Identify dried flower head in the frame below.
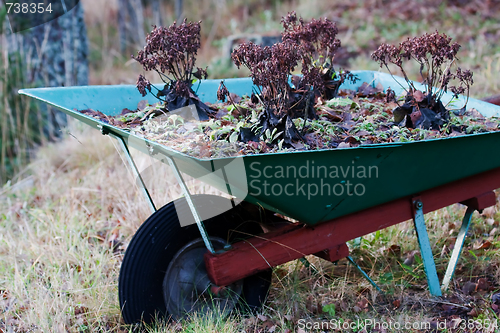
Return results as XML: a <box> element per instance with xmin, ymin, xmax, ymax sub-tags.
<box><xmin>133</xmin><ymin>19</ymin><xmax>204</xmax><ymax>98</ymax></box>
<box><xmin>231</xmin><ymin>41</ymin><xmax>300</xmax><ymax>114</ymax></box>
<box><xmin>281</xmin><ymin>11</ymin><xmax>340</xmax><ymax>67</ymax></box>
<box><xmin>217</xmin><ymin>81</ymin><xmax>230</xmax><ymax>102</ymax></box>
<box><xmin>193</xmin><ymin>67</ymin><xmax>208</xmax><ymax>80</ymax></box>
<box><xmin>132</xmin><ymin>20</ymin><xmax>213</xmax><ymax>119</ymax></box>
<box><xmin>372</xmin><ymin>31</ymin><xmax>472</xmax><ymax>110</ymax></box>
<box><xmin>450</xmin><ymin>67</ymin><xmax>473</xmax><ymax>102</ymax></box>
<box><xmin>281</xmin><ymin>11</ymin><xmax>344</xmax><ymax>94</ymax></box>
<box><xmin>136</xmin><ymin>74</ymin><xmax>151</xmax><ymax>97</ymax></box>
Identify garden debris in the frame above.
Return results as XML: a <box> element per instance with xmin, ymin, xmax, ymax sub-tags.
<box><xmin>78</xmin><ymin>82</ymin><xmax>500</xmax><ymax>159</ymax></box>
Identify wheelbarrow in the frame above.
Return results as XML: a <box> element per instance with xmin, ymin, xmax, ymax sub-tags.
<box><xmin>19</xmin><ymin>70</ymin><xmax>500</xmax><ymax>324</ymax></box>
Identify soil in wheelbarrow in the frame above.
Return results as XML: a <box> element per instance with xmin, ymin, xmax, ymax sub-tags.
<box><xmin>78</xmin><ymin>82</ymin><xmax>500</xmax><ymax>159</ymax></box>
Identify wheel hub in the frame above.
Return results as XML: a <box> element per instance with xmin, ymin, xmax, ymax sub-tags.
<box><xmin>163</xmin><ymin>237</ymin><xmax>243</xmax><ymax>319</ymax></box>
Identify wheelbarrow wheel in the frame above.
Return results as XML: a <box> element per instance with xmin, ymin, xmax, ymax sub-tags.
<box><xmin>118</xmin><ymin>195</ymin><xmax>271</xmax><ymax>324</ymax></box>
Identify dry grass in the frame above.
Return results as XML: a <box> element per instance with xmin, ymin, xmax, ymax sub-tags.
<box><xmin>1</xmin><ymin>124</ymin><xmax>499</xmax><ymax>332</ymax></box>
<box><xmin>0</xmin><ymin>120</ymin><xmax>227</xmax><ymax>332</ymax></box>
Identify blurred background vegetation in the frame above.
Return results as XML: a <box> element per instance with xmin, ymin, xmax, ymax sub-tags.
<box><xmin>1</xmin><ymin>0</ymin><xmax>500</xmax><ymax>183</ymax></box>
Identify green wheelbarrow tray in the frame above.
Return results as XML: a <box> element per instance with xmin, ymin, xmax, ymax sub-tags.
<box><xmin>19</xmin><ymin>70</ymin><xmax>500</xmax><ymax>226</ymax></box>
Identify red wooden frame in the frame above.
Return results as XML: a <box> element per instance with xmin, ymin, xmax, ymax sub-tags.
<box><xmin>205</xmin><ymin>167</ymin><xmax>500</xmax><ymax>287</ymax></box>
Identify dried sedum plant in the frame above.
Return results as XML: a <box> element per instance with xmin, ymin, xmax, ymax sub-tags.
<box><xmin>230</xmin><ymin>12</ymin><xmax>355</xmax><ymax>145</ymax></box>
<box><xmin>372</xmin><ymin>32</ymin><xmax>474</xmax><ymax>129</ymax></box>
<box><xmin>133</xmin><ymin>19</ymin><xmax>211</xmax><ymax>120</ymax></box>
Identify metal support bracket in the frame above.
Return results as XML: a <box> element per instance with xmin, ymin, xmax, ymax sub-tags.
<box><xmin>109</xmin><ymin>130</ymin><xmax>216</xmax><ymax>254</ymax></box>
<box><xmin>441</xmin><ymin>207</ymin><xmax>474</xmax><ymax>291</ymax></box>
<box><xmin>412</xmin><ymin>198</ymin><xmax>442</xmax><ymax>297</ymax></box>
<box><xmin>346</xmin><ymin>256</ymin><xmax>383</xmax><ymax>293</ymax></box>
<box><xmin>112</xmin><ymin>134</ymin><xmax>157</xmax><ymax>214</ymax></box>
<box><xmin>165</xmin><ymin>156</ymin><xmax>215</xmax><ymax>254</ymax></box>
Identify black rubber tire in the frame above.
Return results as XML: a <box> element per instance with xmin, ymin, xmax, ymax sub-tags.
<box><xmin>118</xmin><ymin>195</ymin><xmax>272</xmax><ymax>324</ymax></box>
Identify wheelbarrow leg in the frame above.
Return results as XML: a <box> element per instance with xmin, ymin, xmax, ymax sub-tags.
<box><xmin>412</xmin><ymin>198</ymin><xmax>442</xmax><ymax>297</ymax></box>
<box><xmin>441</xmin><ymin>207</ymin><xmax>474</xmax><ymax>291</ymax></box>
<box><xmin>165</xmin><ymin>156</ymin><xmax>215</xmax><ymax>253</ymax></box>
<box><xmin>114</xmin><ymin>135</ymin><xmax>157</xmax><ymax>213</ymax></box>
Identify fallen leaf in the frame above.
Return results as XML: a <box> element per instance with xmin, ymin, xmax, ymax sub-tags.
<box><xmin>137</xmin><ymin>100</ymin><xmax>148</xmax><ymax>110</ymax></box>
<box><xmin>229</xmin><ymin>92</ymin><xmax>242</xmax><ymax>104</ymax></box>
<box><xmin>244</xmin><ymin>316</ymin><xmax>258</xmax><ymax>326</ymax></box>
<box><xmin>345</xmin><ymin>136</ymin><xmax>360</xmax><ymax>144</ymax></box>
<box><xmin>463</xmin><ymin>108</ymin><xmax>482</xmax><ymax>118</ymax></box>
<box><xmin>257</xmin><ymin>314</ymin><xmax>268</xmax><ymax>322</ymax></box>
<box><xmin>357</xmin><ymin>82</ymin><xmax>383</xmax><ymax>96</ymax></box>
<box><xmin>477</xmin><ymin>278</ymin><xmax>489</xmax><ymax>291</ymax></box>
<box><xmin>462</xmin><ymin>281</ymin><xmax>477</xmax><ymax>295</ymax></box>
<box><xmin>393</xmin><ymin>299</ymin><xmax>401</xmax><ymax>309</ymax></box>
<box><xmin>317</xmin><ymin>106</ymin><xmax>343</xmax><ymax>121</ymax></box>
<box><xmin>262</xmin><ymin>321</ymin><xmax>275</xmax><ymax>331</ymax></box>
<box><xmin>413</xmin><ymin>90</ymin><xmax>425</xmax><ymax>102</ymax></box>
<box><xmin>355</xmin><ymin>130</ymin><xmax>371</xmax><ymax>136</ymax></box>
<box><xmin>340</xmin><ymin>300</ymin><xmax>349</xmax><ymax>312</ymax></box>
<box><xmin>475</xmin><ymin>241</ymin><xmax>492</xmax><ymax>250</ymax></box>
<box><xmin>403</xmin><ymin>250</ymin><xmax>417</xmax><ymax>266</ymax></box>
<box><xmin>356</xmin><ymin>298</ymin><xmax>369</xmax><ymax>310</ymax></box>
<box><xmin>387</xmin><ymin>244</ymin><xmax>401</xmax><ymax>256</ymax></box>
<box><xmin>337</xmin><ymin>142</ymin><xmax>351</xmax><ymax>148</ymax></box>
<box><xmin>74</xmin><ymin>306</ymin><xmax>88</xmax><ymax>316</ymax></box>
<box><xmin>481</xmin><ymin>206</ymin><xmax>496</xmax><ymax>218</ymax></box>
<box><xmin>467</xmin><ymin>308</ymin><xmax>479</xmax><ymax>317</ymax></box>
<box><xmin>290</xmin><ymin>142</ymin><xmax>305</xmax><ymax>149</ymax></box>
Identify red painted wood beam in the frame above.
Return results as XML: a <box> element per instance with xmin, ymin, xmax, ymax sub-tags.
<box><xmin>460</xmin><ymin>191</ymin><xmax>497</xmax><ymax>212</ymax></box>
<box><xmin>205</xmin><ymin>167</ymin><xmax>500</xmax><ymax>287</ymax></box>
<box><xmin>313</xmin><ymin>243</ymin><xmax>350</xmax><ymax>262</ymax></box>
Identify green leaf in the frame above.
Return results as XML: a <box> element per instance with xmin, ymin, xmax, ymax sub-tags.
<box><xmin>278</xmin><ymin>139</ymin><xmax>284</xmax><ymax>150</ymax></box>
<box><xmin>468</xmin><ymin>250</ymin><xmax>478</xmax><ymax>260</ymax></box>
<box><xmin>169</xmin><ymin>114</ymin><xmax>184</xmax><ymax>126</ymax></box>
<box><xmin>400</xmin><ymin>263</ymin><xmax>420</xmax><ymax>278</ymax></box>
<box><xmin>326</xmin><ymin>97</ymin><xmax>359</xmax><ymax>110</ymax></box>
<box><xmin>229</xmin><ymin>131</ymin><xmax>239</xmax><ymax>143</ymax></box>
<box><xmin>414</xmin><ymin>253</ymin><xmax>423</xmax><ymax>265</ymax></box>
<box><xmin>322</xmin><ymin>303</ymin><xmax>336</xmax><ymax>317</ymax></box>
